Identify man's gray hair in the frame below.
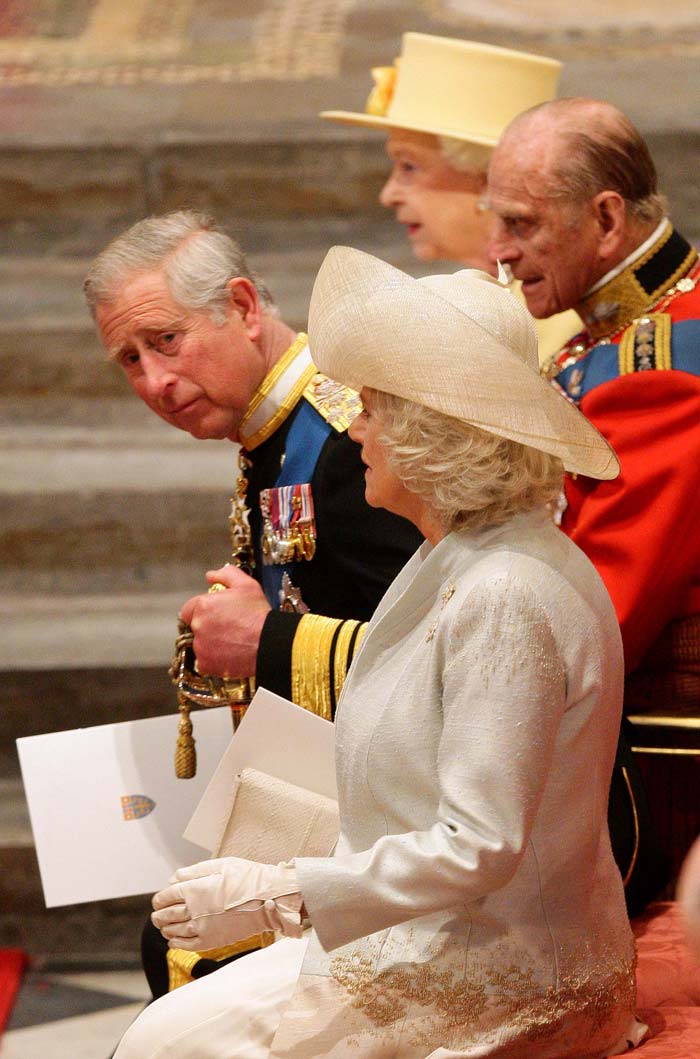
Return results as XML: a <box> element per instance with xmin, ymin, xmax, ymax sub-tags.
<box><xmin>514</xmin><ymin>99</ymin><xmax>666</xmax><ymax>226</ymax></box>
<box><xmin>84</xmin><ymin>210</ymin><xmax>274</xmax><ymax>322</ymax></box>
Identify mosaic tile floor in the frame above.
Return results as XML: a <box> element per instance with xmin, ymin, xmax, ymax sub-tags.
<box><xmin>3</xmin><ymin>968</ymin><xmax>149</xmax><ymax>1059</ymax></box>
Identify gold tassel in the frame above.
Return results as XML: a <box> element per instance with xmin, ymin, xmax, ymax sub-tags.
<box><xmin>175</xmin><ymin>695</ymin><xmax>196</xmax><ymax>779</ymax></box>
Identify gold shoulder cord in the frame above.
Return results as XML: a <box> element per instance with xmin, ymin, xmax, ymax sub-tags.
<box><xmin>167</xmin><ymin>451</ymin><xmax>272</xmax><ymax>991</ymax></box>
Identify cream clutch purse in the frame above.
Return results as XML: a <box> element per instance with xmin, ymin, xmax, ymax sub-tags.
<box><xmin>214</xmin><ymin>767</ymin><xmax>340</xmax><ymax>863</ymax></box>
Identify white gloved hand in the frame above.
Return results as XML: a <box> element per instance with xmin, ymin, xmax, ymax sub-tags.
<box><xmin>151</xmin><ymin>856</ymin><xmax>304</xmax><ymax>951</ymax></box>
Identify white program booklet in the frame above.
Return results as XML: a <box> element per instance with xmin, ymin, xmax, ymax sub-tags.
<box><xmin>184</xmin><ymin>686</ymin><xmax>337</xmax><ymax>854</ymax></box>
<box><xmin>17</xmin><ymin>706</ymin><xmax>233</xmax><ymax>907</ymax></box>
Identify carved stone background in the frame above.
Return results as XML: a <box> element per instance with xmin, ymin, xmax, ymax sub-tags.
<box><xmin>0</xmin><ymin>0</ymin><xmax>356</xmax><ymax>86</ymax></box>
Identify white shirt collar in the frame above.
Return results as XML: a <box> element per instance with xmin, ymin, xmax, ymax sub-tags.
<box><xmin>586</xmin><ymin>218</ymin><xmax>669</xmax><ymax>296</ymax></box>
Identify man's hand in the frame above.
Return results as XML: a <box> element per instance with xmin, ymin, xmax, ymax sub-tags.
<box><xmin>179</xmin><ymin>565</ymin><xmax>271</xmax><ymax>678</ymax></box>
<box><xmin>151</xmin><ymin>857</ymin><xmax>303</xmax><ymax>951</ymax></box>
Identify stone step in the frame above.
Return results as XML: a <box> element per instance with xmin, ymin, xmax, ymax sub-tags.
<box><xmin>0</xmin><ymin>592</ymin><xmax>192</xmax><ymax>671</ymax></box>
<box><xmin>0</xmin><ymin>777</ymin><xmax>32</xmax><ymax>848</ymax></box>
<box><xmin>0</xmin><ymin>135</ymin><xmax>390</xmax><ymax>258</ymax></box>
<box><xmin>0</xmin><ymin>666</ymin><xmax>175</xmax><ymax>757</ymax></box>
<box><xmin>1</xmin><ymin>421</ymin><xmax>236</xmax><ymax>593</ymax></box>
<box><xmin>0</xmin><ymin>394</ymin><xmax>217</xmax><ymax>433</ymax></box>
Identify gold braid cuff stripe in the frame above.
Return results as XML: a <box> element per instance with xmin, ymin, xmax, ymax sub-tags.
<box><xmin>166</xmin><ymin>932</ymin><xmax>275</xmax><ymax>991</ymax></box>
<box><xmin>333</xmin><ymin>619</ymin><xmax>365</xmax><ymax>703</ymax></box>
<box><xmin>291</xmin><ymin>613</ymin><xmax>343</xmax><ymax>720</ymax></box>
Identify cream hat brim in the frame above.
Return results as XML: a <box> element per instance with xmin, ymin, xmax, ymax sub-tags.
<box><xmin>321</xmin><ymin>33</ymin><xmax>561</xmax><ymax>149</ymax></box>
<box><xmin>320</xmin><ymin>110</ymin><xmax>500</xmax><ymax>147</ymax></box>
<box><xmin>308</xmin><ymin>248</ymin><xmax>619</xmax><ymax>481</ymax></box>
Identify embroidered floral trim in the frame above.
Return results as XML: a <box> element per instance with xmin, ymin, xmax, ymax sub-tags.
<box><xmin>425</xmin><ymin>582</ymin><xmax>456</xmax><ymax>642</ymax></box>
<box><xmin>330</xmin><ymin>937</ymin><xmax>636</xmax><ymax>1050</ymax></box>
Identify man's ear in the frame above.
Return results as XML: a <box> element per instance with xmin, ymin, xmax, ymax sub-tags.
<box><xmin>226</xmin><ymin>277</ymin><xmax>263</xmax><ymax>339</ymax></box>
<box><xmin>591</xmin><ymin>190</ymin><xmax>627</xmax><ymax>263</ymax></box>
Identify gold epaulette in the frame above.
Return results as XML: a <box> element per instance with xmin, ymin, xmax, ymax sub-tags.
<box><xmin>303</xmin><ymin>373</ymin><xmax>363</xmax><ymax>433</ymax></box>
<box><xmin>291</xmin><ymin>614</ymin><xmax>367</xmax><ymax>718</ymax></box>
<box><xmin>618</xmin><ymin>312</ymin><xmax>672</xmax><ymax>375</ymax></box>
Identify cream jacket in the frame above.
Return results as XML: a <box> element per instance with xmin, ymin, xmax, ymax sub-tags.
<box><xmin>273</xmin><ymin>509</ymin><xmax>639</xmax><ymax>1058</ymax></box>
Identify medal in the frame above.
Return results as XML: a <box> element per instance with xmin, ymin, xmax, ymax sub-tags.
<box><xmin>260</xmin><ymin>482</ymin><xmax>317</xmax><ymax>565</ymax></box>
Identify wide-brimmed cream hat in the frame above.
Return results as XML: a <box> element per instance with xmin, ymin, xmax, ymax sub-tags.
<box><xmin>321</xmin><ymin>32</ymin><xmax>561</xmax><ymax>147</ymax></box>
<box><xmin>308</xmin><ymin>248</ymin><xmax>618</xmax><ymax>480</ymax></box>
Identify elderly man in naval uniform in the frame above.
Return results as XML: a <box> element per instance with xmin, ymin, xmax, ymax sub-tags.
<box><xmin>85</xmin><ymin>209</ymin><xmax>422</xmax><ymax>996</ymax></box>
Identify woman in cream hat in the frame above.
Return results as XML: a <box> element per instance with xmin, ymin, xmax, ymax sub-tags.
<box><xmin>323</xmin><ymin>32</ymin><xmax>560</xmax><ymax>269</ymax></box>
<box><xmin>322</xmin><ymin>32</ymin><xmax>579</xmax><ymax>357</ymax></box>
<box><xmin>114</xmin><ymin>249</ymin><xmax>646</xmax><ymax>1059</ymax></box>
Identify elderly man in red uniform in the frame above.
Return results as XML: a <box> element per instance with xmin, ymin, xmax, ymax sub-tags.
<box><xmin>488</xmin><ymin>97</ymin><xmax>699</xmax><ymax>699</ymax></box>
<box><xmin>488</xmin><ymin>97</ymin><xmax>699</xmax><ymax>884</ymax></box>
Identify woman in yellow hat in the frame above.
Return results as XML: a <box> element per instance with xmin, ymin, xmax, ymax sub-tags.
<box><xmin>322</xmin><ymin>32</ymin><xmax>579</xmax><ymax>358</ymax></box>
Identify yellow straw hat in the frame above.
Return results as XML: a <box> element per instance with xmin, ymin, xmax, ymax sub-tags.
<box><xmin>308</xmin><ymin>247</ymin><xmax>619</xmax><ymax>481</ymax></box>
<box><xmin>321</xmin><ymin>32</ymin><xmax>561</xmax><ymax>147</ymax></box>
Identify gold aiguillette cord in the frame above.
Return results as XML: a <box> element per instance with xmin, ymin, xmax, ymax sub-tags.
<box><xmin>172</xmin><ymin>452</ymin><xmax>256</xmax><ymax>778</ymax></box>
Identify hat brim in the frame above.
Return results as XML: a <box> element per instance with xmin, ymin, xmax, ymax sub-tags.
<box><xmin>308</xmin><ymin>247</ymin><xmax>619</xmax><ymax>482</ymax></box>
<box><xmin>320</xmin><ymin>110</ymin><xmax>498</xmax><ymax>148</ymax></box>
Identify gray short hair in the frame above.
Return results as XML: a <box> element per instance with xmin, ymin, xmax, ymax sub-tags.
<box><xmin>438</xmin><ymin>136</ymin><xmax>492</xmax><ymax>179</ymax></box>
<box><xmin>513</xmin><ymin>99</ymin><xmax>666</xmax><ymax>226</ymax></box>
<box><xmin>84</xmin><ymin>210</ymin><xmax>274</xmax><ymax>322</ymax></box>
<box><xmin>370</xmin><ymin>389</ymin><xmax>563</xmax><ymax>533</ymax></box>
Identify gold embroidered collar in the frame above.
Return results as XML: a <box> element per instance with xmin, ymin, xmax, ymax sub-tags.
<box><xmin>238</xmin><ymin>333</ymin><xmax>315</xmax><ymax>451</ymax></box>
<box><xmin>577</xmin><ymin>222</ymin><xmax>697</xmax><ymax>341</ymax></box>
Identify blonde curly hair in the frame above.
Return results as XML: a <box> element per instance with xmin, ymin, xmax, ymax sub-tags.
<box><xmin>369</xmin><ymin>389</ymin><xmax>564</xmax><ymax>534</ymax></box>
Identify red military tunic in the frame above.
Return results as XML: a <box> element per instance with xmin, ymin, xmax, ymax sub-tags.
<box><xmin>550</xmin><ymin>223</ymin><xmax>700</xmax><ymax>678</ymax></box>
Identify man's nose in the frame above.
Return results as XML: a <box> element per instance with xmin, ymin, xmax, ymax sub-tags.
<box><xmin>142</xmin><ymin>356</ymin><xmax>178</xmax><ymax>402</ymax></box>
<box><xmin>487</xmin><ymin>224</ymin><xmax>519</xmax><ymax>267</ymax></box>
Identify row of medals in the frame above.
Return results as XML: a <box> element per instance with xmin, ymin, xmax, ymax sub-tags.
<box><xmin>261</xmin><ymin>490</ymin><xmax>316</xmax><ymax>565</ymax></box>
<box><xmin>262</xmin><ymin>521</ymin><xmax>316</xmax><ymax>564</ymax></box>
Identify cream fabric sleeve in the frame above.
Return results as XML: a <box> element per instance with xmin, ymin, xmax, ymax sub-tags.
<box><xmin>295</xmin><ymin>575</ymin><xmax>568</xmax><ymax>953</ymax></box>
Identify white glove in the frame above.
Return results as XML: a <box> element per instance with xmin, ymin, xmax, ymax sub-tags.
<box><xmin>151</xmin><ymin>856</ymin><xmax>304</xmax><ymax>951</ymax></box>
